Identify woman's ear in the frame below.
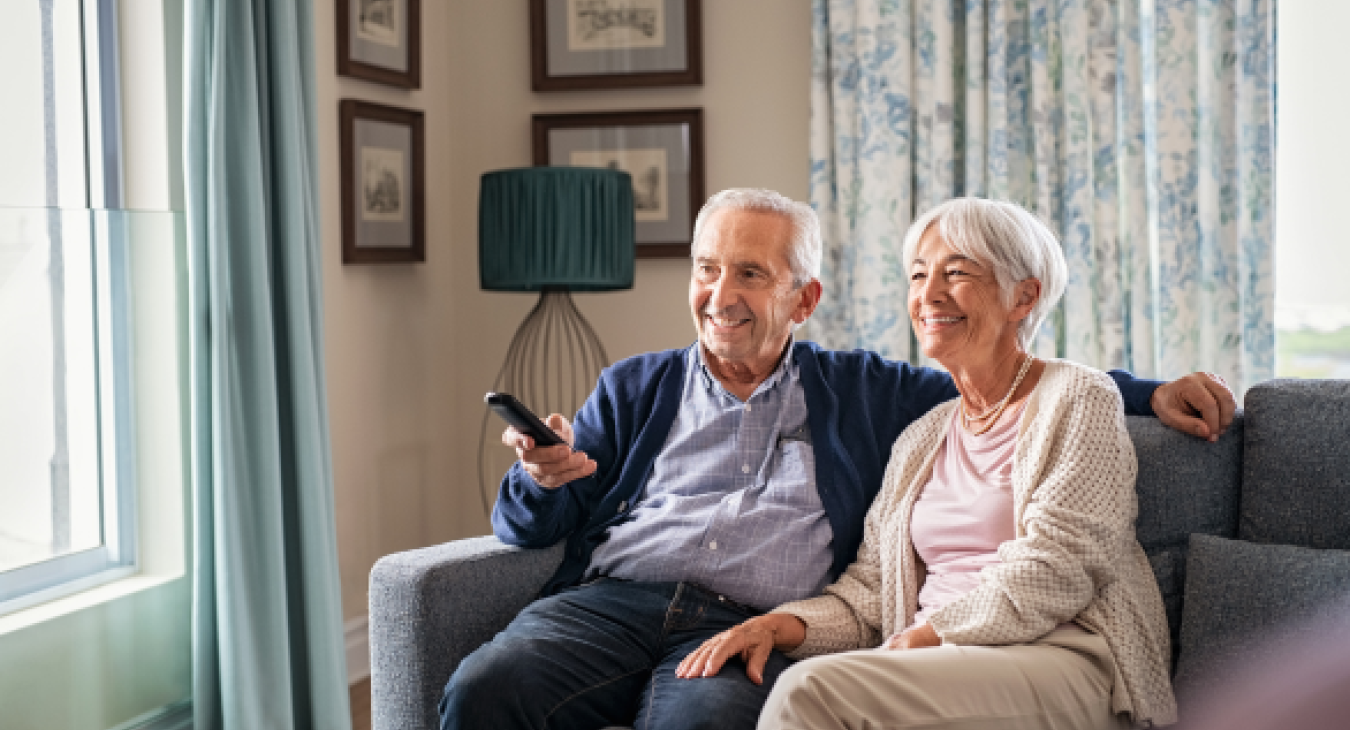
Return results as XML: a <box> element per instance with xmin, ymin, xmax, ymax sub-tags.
<box><xmin>1009</xmin><ymin>278</ymin><xmax>1042</xmax><ymax>321</ymax></box>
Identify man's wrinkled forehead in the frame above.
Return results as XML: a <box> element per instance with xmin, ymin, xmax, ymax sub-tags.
<box><xmin>691</xmin><ymin>209</ymin><xmax>794</xmax><ymax>265</ymax></box>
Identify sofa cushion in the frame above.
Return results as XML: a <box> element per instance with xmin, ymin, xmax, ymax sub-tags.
<box><xmin>1126</xmin><ymin>414</ymin><xmax>1244</xmax><ymax>661</ymax></box>
<box><xmin>1240</xmin><ymin>379</ymin><xmax>1350</xmax><ymax>549</ymax></box>
<box><xmin>1173</xmin><ymin>534</ymin><xmax>1350</xmax><ymax>701</ymax></box>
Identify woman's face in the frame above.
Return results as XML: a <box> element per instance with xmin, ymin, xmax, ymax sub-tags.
<box><xmin>908</xmin><ymin>225</ymin><xmax>1036</xmax><ymax>366</ymax></box>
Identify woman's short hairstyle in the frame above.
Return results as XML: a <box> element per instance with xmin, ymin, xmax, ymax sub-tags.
<box><xmin>901</xmin><ymin>198</ymin><xmax>1068</xmax><ymax>349</ymax></box>
<box><xmin>691</xmin><ymin>188</ymin><xmax>822</xmax><ymax>289</ymax></box>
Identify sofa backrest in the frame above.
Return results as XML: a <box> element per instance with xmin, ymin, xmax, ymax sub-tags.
<box><xmin>1240</xmin><ymin>379</ymin><xmax>1350</xmax><ymax>550</ymax></box>
<box><xmin>1127</xmin><ymin>413</ymin><xmax>1245</xmax><ymax>656</ymax></box>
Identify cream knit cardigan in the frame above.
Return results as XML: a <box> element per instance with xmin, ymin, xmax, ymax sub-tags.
<box><xmin>773</xmin><ymin>360</ymin><xmax>1177</xmax><ymax>727</ymax></box>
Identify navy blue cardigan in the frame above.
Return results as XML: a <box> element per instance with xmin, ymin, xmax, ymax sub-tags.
<box><xmin>491</xmin><ymin>341</ymin><xmax>1160</xmax><ymax>597</ymax></box>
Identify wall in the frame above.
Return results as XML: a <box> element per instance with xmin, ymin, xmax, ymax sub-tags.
<box><xmin>319</xmin><ymin>1</ymin><xmax>813</xmax><ymax>627</ymax></box>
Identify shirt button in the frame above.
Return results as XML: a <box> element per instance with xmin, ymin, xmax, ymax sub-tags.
<box><xmin>709</xmin><ymin>541</ymin><xmax>718</xmax><ymax>551</ymax></box>
<box><xmin>617</xmin><ymin>500</ymin><xmax>628</xmax><ymax>513</ymax></box>
<box><xmin>741</xmin><ymin>464</ymin><xmax>750</xmax><ymax>474</ymax></box>
<box><xmin>745</xmin><ymin>404</ymin><xmax>752</xmax><ymax>412</ymax></box>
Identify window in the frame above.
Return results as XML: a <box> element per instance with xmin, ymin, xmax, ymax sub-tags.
<box><xmin>1275</xmin><ymin>1</ymin><xmax>1350</xmax><ymax>378</ymax></box>
<box><xmin>0</xmin><ymin>0</ymin><xmax>136</xmax><ymax>611</ymax></box>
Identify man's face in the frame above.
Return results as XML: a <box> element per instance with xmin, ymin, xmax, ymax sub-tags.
<box><xmin>689</xmin><ymin>208</ymin><xmax>820</xmax><ymax>374</ymax></box>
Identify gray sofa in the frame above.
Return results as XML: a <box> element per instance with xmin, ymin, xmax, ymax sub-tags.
<box><xmin>370</xmin><ymin>379</ymin><xmax>1350</xmax><ymax>729</ymax></box>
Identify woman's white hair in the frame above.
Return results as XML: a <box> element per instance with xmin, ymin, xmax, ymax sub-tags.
<box><xmin>901</xmin><ymin>198</ymin><xmax>1068</xmax><ymax>349</ymax></box>
<box><xmin>691</xmin><ymin>188</ymin><xmax>822</xmax><ymax>288</ymax></box>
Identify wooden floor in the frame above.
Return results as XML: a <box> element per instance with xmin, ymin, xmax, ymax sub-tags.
<box><xmin>351</xmin><ymin>677</ymin><xmax>372</xmax><ymax>730</ymax></box>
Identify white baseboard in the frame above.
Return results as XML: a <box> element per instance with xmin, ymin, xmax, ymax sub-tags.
<box><xmin>346</xmin><ymin>614</ymin><xmax>370</xmax><ymax>685</ymax></box>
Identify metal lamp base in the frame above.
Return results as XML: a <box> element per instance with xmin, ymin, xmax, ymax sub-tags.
<box><xmin>478</xmin><ymin>288</ymin><xmax>610</xmax><ymax>517</ymax></box>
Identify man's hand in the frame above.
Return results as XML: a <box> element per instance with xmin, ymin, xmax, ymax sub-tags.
<box><xmin>1151</xmin><ymin>372</ymin><xmax>1237</xmax><ymax>442</ymax></box>
<box><xmin>676</xmin><ymin>614</ymin><xmax>806</xmax><ymax>685</ymax></box>
<box><xmin>502</xmin><ymin>414</ymin><xmax>596</xmax><ymax>489</ymax></box>
<box><xmin>882</xmin><ymin>622</ymin><xmax>941</xmax><ymax>651</ymax></box>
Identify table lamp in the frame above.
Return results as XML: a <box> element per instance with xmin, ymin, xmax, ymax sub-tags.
<box><xmin>477</xmin><ymin>167</ymin><xmax>635</xmax><ymax>514</ymax></box>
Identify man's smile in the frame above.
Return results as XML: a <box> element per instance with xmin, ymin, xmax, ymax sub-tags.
<box><xmin>706</xmin><ymin>313</ymin><xmax>752</xmax><ymax>330</ymax></box>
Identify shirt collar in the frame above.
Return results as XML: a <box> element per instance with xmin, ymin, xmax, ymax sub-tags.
<box><xmin>693</xmin><ymin>336</ymin><xmax>797</xmax><ymax>398</ymax></box>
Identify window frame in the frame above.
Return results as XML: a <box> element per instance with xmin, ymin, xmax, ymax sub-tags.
<box><xmin>0</xmin><ymin>0</ymin><xmax>138</xmax><ymax>615</ymax></box>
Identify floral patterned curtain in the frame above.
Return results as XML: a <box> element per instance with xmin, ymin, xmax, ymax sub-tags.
<box><xmin>807</xmin><ymin>0</ymin><xmax>1276</xmax><ymax>392</ymax></box>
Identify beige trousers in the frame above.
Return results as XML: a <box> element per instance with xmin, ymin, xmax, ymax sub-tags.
<box><xmin>758</xmin><ymin>627</ymin><xmax>1135</xmax><ymax>730</ymax></box>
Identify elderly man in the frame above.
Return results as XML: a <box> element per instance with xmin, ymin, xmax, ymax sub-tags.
<box><xmin>439</xmin><ymin>189</ymin><xmax>1234</xmax><ymax>730</ymax></box>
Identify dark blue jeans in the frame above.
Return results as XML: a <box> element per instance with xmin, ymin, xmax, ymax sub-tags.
<box><xmin>439</xmin><ymin>579</ymin><xmax>794</xmax><ymax>730</ymax></box>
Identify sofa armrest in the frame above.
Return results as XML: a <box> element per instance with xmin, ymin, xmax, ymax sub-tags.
<box><xmin>369</xmin><ymin>536</ymin><xmax>564</xmax><ymax>730</ymax></box>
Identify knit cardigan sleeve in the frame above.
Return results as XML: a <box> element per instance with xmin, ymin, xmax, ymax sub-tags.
<box><xmin>768</xmin><ymin>504</ymin><xmax>886</xmax><ymax>657</ymax></box>
<box><xmin>925</xmin><ymin>367</ymin><xmax>1138</xmax><ymax>646</ymax></box>
<box><xmin>770</xmin><ymin>406</ymin><xmax>950</xmax><ymax>659</ymax></box>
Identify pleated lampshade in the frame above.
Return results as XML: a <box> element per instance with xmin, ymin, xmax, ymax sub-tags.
<box><xmin>479</xmin><ymin>167</ymin><xmax>636</xmax><ymax>292</ymax></box>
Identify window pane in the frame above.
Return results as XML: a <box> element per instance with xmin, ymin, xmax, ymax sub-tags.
<box><xmin>0</xmin><ymin>209</ymin><xmax>103</xmax><ymax>574</ymax></box>
<box><xmin>0</xmin><ymin>1</ymin><xmax>88</xmax><ymax>208</ymax></box>
<box><xmin>1275</xmin><ymin>1</ymin><xmax>1350</xmax><ymax>377</ymax></box>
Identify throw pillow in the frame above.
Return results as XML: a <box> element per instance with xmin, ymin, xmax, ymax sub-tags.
<box><xmin>1173</xmin><ymin>533</ymin><xmax>1350</xmax><ymax>703</ymax></box>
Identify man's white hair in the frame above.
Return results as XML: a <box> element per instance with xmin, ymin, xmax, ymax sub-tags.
<box><xmin>691</xmin><ymin>188</ymin><xmax>822</xmax><ymax>288</ymax></box>
<box><xmin>901</xmin><ymin>198</ymin><xmax>1068</xmax><ymax>349</ymax></box>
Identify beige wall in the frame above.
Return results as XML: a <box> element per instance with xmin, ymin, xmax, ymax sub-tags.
<box><xmin>318</xmin><ymin>1</ymin><xmax>813</xmax><ymax>620</ymax></box>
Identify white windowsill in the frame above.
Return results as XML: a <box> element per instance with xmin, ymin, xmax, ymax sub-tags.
<box><xmin>0</xmin><ymin>571</ymin><xmax>182</xmax><ymax>636</ymax></box>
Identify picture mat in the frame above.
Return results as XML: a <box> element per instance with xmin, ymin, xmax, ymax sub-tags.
<box><xmin>353</xmin><ymin>119</ymin><xmax>413</xmax><ymax>248</ymax></box>
<box><xmin>549</xmin><ymin>124</ymin><xmax>691</xmax><ymax>243</ymax></box>
<box><xmin>350</xmin><ymin>0</ymin><xmax>408</xmax><ymax>72</ymax></box>
<box><xmin>569</xmin><ymin>147</ymin><xmax>669</xmax><ymax>222</ymax></box>
<box><xmin>566</xmin><ymin>0</ymin><xmax>665</xmax><ymax>50</ymax></box>
<box><xmin>546</xmin><ymin>0</ymin><xmax>686</xmax><ymax>77</ymax></box>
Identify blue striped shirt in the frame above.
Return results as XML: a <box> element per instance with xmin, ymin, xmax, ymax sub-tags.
<box><xmin>587</xmin><ymin>342</ymin><xmax>834</xmax><ymax>610</ymax></box>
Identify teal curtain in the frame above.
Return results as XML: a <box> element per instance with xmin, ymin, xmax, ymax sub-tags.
<box><xmin>184</xmin><ymin>1</ymin><xmax>351</xmax><ymax>729</ymax></box>
<box><xmin>808</xmin><ymin>0</ymin><xmax>1276</xmax><ymax>392</ymax></box>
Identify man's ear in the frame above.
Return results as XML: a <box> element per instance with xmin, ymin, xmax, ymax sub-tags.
<box><xmin>794</xmin><ymin>279</ymin><xmax>823</xmax><ymax>324</ymax></box>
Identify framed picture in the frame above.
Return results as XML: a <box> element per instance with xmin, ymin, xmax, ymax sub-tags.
<box><xmin>340</xmin><ymin>100</ymin><xmax>425</xmax><ymax>264</ymax></box>
<box><xmin>533</xmin><ymin>109</ymin><xmax>704</xmax><ymax>258</ymax></box>
<box><xmin>530</xmin><ymin>0</ymin><xmax>702</xmax><ymax>91</ymax></box>
<box><xmin>338</xmin><ymin>0</ymin><xmax>421</xmax><ymax>88</ymax></box>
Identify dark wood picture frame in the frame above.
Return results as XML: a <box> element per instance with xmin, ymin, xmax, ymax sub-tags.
<box><xmin>340</xmin><ymin>100</ymin><xmax>425</xmax><ymax>264</ymax></box>
<box><xmin>533</xmin><ymin>108</ymin><xmax>704</xmax><ymax>258</ymax></box>
<box><xmin>337</xmin><ymin>0</ymin><xmax>422</xmax><ymax>89</ymax></box>
<box><xmin>530</xmin><ymin>0</ymin><xmax>702</xmax><ymax>92</ymax></box>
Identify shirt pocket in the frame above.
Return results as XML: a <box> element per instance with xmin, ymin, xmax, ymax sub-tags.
<box><xmin>762</xmin><ymin>435</ymin><xmax>822</xmax><ymax>509</ymax></box>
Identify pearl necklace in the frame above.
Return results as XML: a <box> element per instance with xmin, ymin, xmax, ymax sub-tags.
<box><xmin>960</xmin><ymin>354</ymin><xmax>1034</xmax><ymax>436</ymax></box>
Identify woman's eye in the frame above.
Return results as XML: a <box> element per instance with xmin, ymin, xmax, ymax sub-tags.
<box><xmin>910</xmin><ymin>272</ymin><xmax>927</xmax><ymax>281</ymax></box>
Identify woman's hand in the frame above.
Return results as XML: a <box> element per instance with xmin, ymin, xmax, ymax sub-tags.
<box><xmin>882</xmin><ymin>622</ymin><xmax>941</xmax><ymax>650</ymax></box>
<box><xmin>676</xmin><ymin>614</ymin><xmax>806</xmax><ymax>685</ymax></box>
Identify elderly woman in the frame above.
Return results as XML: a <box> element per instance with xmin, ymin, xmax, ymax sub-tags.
<box><xmin>675</xmin><ymin>198</ymin><xmax>1177</xmax><ymax>729</ymax></box>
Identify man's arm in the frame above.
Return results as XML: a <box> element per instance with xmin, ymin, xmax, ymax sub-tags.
<box><xmin>490</xmin><ymin>377</ymin><xmax>618</xmax><ymax>548</ymax></box>
<box><xmin>1108</xmin><ymin>369</ymin><xmax>1237</xmax><ymax>441</ymax></box>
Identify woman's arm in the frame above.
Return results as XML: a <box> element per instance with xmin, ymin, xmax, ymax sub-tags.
<box><xmin>926</xmin><ymin>374</ymin><xmax>1139</xmax><ymax>646</ymax></box>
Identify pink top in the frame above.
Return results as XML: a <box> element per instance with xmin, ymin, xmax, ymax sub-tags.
<box><xmin>910</xmin><ymin>399</ymin><xmax>1024</xmax><ymax>625</ymax></box>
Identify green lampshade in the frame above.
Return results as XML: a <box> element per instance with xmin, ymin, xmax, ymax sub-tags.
<box><xmin>479</xmin><ymin>167</ymin><xmax>636</xmax><ymax>291</ymax></box>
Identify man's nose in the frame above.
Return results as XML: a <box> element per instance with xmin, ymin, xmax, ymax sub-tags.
<box><xmin>707</xmin><ymin>273</ymin><xmax>739</xmax><ymax>309</ymax></box>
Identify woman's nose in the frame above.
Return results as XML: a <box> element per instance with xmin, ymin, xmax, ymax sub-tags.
<box><xmin>915</xmin><ymin>275</ymin><xmax>944</xmax><ymax>303</ymax></box>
